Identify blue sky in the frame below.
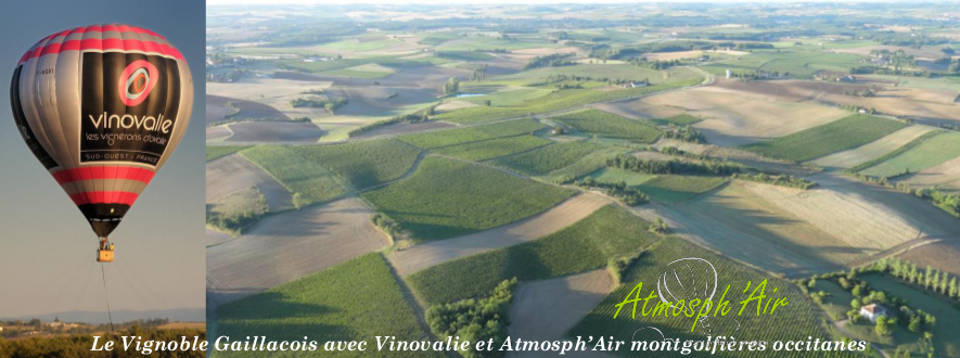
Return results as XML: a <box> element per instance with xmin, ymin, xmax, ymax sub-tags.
<box><xmin>0</xmin><ymin>0</ymin><xmax>205</xmax><ymax>321</ymax></box>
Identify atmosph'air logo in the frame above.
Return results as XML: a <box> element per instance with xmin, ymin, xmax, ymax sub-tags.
<box><xmin>118</xmin><ymin>59</ymin><xmax>158</xmax><ymax>107</ymax></box>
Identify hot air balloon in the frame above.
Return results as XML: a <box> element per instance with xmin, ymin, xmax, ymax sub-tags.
<box><xmin>10</xmin><ymin>24</ymin><xmax>192</xmax><ymax>262</ymax></box>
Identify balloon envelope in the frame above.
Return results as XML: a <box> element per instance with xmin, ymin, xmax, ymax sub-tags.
<box><xmin>10</xmin><ymin>24</ymin><xmax>192</xmax><ymax>238</ymax></box>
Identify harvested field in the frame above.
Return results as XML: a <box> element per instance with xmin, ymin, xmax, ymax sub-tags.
<box><xmin>624</xmin><ymin>86</ymin><xmax>847</xmax><ymax>146</ymax></box>
<box><xmin>224</xmin><ymin>120</ymin><xmax>326</xmax><ymax>143</ymax></box>
<box><xmin>208</xmin><ymin>78</ymin><xmax>334</xmax><ymax>119</ymax></box>
<box><xmin>434</xmin><ymin>100</ymin><xmax>478</xmax><ymax>112</ymax></box>
<box><xmin>740</xmin><ymin>181</ymin><xmax>920</xmax><ymax>250</ymax></box>
<box><xmin>206</xmin><ymin>95</ymin><xmax>290</xmax><ymax>125</ymax></box>
<box><xmin>717</xmin><ymin>79</ymin><xmax>960</xmax><ymax>124</ymax></box>
<box><xmin>899</xmin><ymin>156</ymin><xmax>960</xmax><ymax>191</ymax></box>
<box><xmin>898</xmin><ymin>240</ymin><xmax>960</xmax><ymax>276</ymax></box>
<box><xmin>812</xmin><ymin>125</ymin><xmax>939</xmax><ymax>168</ymax></box>
<box><xmin>859</xmin><ymin>131</ymin><xmax>960</xmax><ymax>178</ymax></box>
<box><xmin>507</xmin><ymin>270</ymin><xmax>614</xmax><ymax>342</ymax></box>
<box><xmin>205</xmin><ymin>153</ymin><xmax>293</xmax><ymax>212</ymax></box>
<box><xmin>663</xmin><ymin>181</ymin><xmax>850</xmax><ymax>275</ymax></box>
<box><xmin>389</xmin><ymin>192</ymin><xmax>613</xmax><ymax>276</ymax></box>
<box><xmin>333</xmin><ymin>86</ymin><xmax>437</xmax><ymax>117</ymax></box>
<box><xmin>207</xmin><ymin>197</ymin><xmax>389</xmax><ymax>306</ymax></box>
<box><xmin>207</xmin><ymin>125</ymin><xmax>232</xmax><ymax>141</ymax></box>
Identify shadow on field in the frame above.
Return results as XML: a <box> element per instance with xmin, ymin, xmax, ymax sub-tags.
<box><xmin>215</xmin><ymin>292</ymin><xmax>362</xmax><ymax>340</ymax></box>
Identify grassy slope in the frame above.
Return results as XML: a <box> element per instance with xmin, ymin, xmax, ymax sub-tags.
<box><xmin>215</xmin><ymin>253</ymin><xmax>440</xmax><ymax>358</ymax></box>
<box><xmin>742</xmin><ymin>114</ymin><xmax>907</xmax><ymax>162</ymax></box>
<box><xmin>241</xmin><ymin>146</ymin><xmax>347</xmax><ymax>206</ymax></box>
<box><xmin>398</xmin><ymin>118</ymin><xmax>546</xmax><ymax>149</ymax></box>
<box><xmin>363</xmin><ymin>156</ymin><xmax>574</xmax><ymax>241</ymax></box>
<box><xmin>569</xmin><ymin>239</ymin><xmax>829</xmax><ymax>358</ymax></box>
<box><xmin>554</xmin><ymin>109</ymin><xmax>662</xmax><ymax>143</ymax></box>
<box><xmin>493</xmin><ymin>140</ymin><xmax>607</xmax><ymax>176</ymax></box>
<box><xmin>207</xmin><ymin>145</ymin><xmax>250</xmax><ymax>161</ymax></box>
<box><xmin>433</xmin><ymin>135</ymin><xmax>553</xmax><ymax>161</ymax></box>
<box><xmin>859</xmin><ymin>131</ymin><xmax>960</xmax><ymax>178</ymax></box>
<box><xmin>407</xmin><ymin>205</ymin><xmax>661</xmax><ymax>305</ymax></box>
<box><xmin>294</xmin><ymin>138</ymin><xmax>422</xmax><ymax>190</ymax></box>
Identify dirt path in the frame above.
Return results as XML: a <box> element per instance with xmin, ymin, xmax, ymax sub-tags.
<box><xmin>389</xmin><ymin>192</ymin><xmax>613</xmax><ymax>277</ymax></box>
<box><xmin>506</xmin><ymin>270</ymin><xmax>617</xmax><ymax>358</ymax></box>
<box><xmin>206</xmin><ymin>197</ymin><xmax>389</xmax><ymax>311</ymax></box>
<box><xmin>206</xmin><ymin>153</ymin><xmax>294</xmax><ymax>212</ymax></box>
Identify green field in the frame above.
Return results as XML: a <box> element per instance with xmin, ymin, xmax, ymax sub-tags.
<box><xmin>214</xmin><ymin>253</ymin><xmax>440</xmax><ymax>358</ymax></box>
<box><xmin>809</xmin><ymin>279</ymin><xmax>856</xmax><ymax>321</ymax></box>
<box><xmin>858</xmin><ymin>131</ymin><xmax>960</xmax><ymax>178</ymax></box>
<box><xmin>553</xmin><ymin>109</ymin><xmax>662</xmax><ymax>143</ymax></box>
<box><xmin>462</xmin><ymin>87</ymin><xmax>553</xmax><ymax>107</ymax></box>
<box><xmin>241</xmin><ymin>146</ymin><xmax>347</xmax><ymax>207</ymax></box>
<box><xmin>568</xmin><ymin>239</ymin><xmax>830</xmax><ymax>357</ymax></box>
<box><xmin>433</xmin><ymin>135</ymin><xmax>552</xmax><ymax>161</ymax></box>
<box><xmin>652</xmin><ymin>114</ymin><xmax>703</xmax><ymax>126</ymax></box>
<box><xmin>407</xmin><ymin>205</ymin><xmax>661</xmax><ymax>305</ymax></box>
<box><xmin>435</xmin><ymin>76</ymin><xmax>702</xmax><ymax>124</ymax></box>
<box><xmin>703</xmin><ymin>49</ymin><xmax>865</xmax><ymax>78</ymax></box>
<box><xmin>492</xmin><ymin>140</ymin><xmax>607</xmax><ymax>176</ymax></box>
<box><xmin>635</xmin><ymin>175</ymin><xmax>729</xmax><ymax>203</ymax></box>
<box><xmin>742</xmin><ymin>114</ymin><xmax>907</xmax><ymax>162</ymax></box>
<box><xmin>397</xmin><ymin>118</ymin><xmax>546</xmax><ymax>149</ymax></box>
<box><xmin>207</xmin><ymin>145</ymin><xmax>250</xmax><ymax>161</ymax></box>
<box><xmin>294</xmin><ymin>138</ymin><xmax>422</xmax><ymax>190</ymax></box>
<box><xmin>363</xmin><ymin>156</ymin><xmax>574</xmax><ymax>241</ymax></box>
<box><xmin>435</xmin><ymin>50</ymin><xmax>496</xmax><ymax>61</ymax></box>
<box><xmin>589</xmin><ymin>169</ymin><xmax>728</xmax><ymax>203</ymax></box>
<box><xmin>539</xmin><ymin>145</ymin><xmax>635</xmax><ymax>183</ymax></box>
<box><xmin>860</xmin><ymin>274</ymin><xmax>960</xmax><ymax>357</ymax></box>
<box><xmin>588</xmin><ymin>167</ymin><xmax>657</xmax><ymax>186</ymax></box>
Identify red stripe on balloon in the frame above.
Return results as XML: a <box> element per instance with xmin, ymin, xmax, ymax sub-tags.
<box><xmin>19</xmin><ymin>38</ymin><xmax>184</xmax><ymax>64</ymax></box>
<box><xmin>39</xmin><ymin>25</ymin><xmax>163</xmax><ymax>43</ymax></box>
<box><xmin>70</xmin><ymin>191</ymin><xmax>139</xmax><ymax>206</ymax></box>
<box><xmin>51</xmin><ymin>166</ymin><xmax>155</xmax><ymax>185</ymax></box>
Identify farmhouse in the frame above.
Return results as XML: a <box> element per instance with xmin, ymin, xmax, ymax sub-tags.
<box><xmin>859</xmin><ymin>303</ymin><xmax>889</xmax><ymax>323</ymax></box>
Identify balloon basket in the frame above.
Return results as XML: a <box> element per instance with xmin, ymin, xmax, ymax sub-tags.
<box><xmin>97</xmin><ymin>249</ymin><xmax>114</xmax><ymax>263</ymax></box>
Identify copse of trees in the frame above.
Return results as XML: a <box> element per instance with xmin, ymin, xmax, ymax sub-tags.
<box><xmin>606</xmin><ymin>155</ymin><xmax>742</xmax><ymax>176</ymax></box>
<box><xmin>442</xmin><ymin>77</ymin><xmax>460</xmax><ymax>96</ymax></box>
<box><xmin>732</xmin><ymin>172</ymin><xmax>817</xmax><ymax>190</ymax></box>
<box><xmin>662</xmin><ymin>125</ymin><xmax>706</xmax><ymax>143</ymax></box>
<box><xmin>425</xmin><ymin>278</ymin><xmax>517</xmax><ymax>358</ymax></box>
<box><xmin>572</xmin><ymin>177</ymin><xmax>649</xmax><ymax>206</ymax></box>
<box><xmin>290</xmin><ymin>97</ymin><xmax>348</xmax><ymax>113</ymax></box>
<box><xmin>523</xmin><ymin>53</ymin><xmax>575</xmax><ymax>70</ymax></box>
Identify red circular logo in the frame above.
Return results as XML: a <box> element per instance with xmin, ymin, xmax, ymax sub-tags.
<box><xmin>118</xmin><ymin>60</ymin><xmax>159</xmax><ymax>107</ymax></box>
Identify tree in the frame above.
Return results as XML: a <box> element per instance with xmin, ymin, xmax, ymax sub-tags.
<box><xmin>850</xmin><ymin>298</ymin><xmax>861</xmax><ymax>310</ymax></box>
<box><xmin>875</xmin><ymin>316</ymin><xmax>892</xmax><ymax>336</ymax></box>
<box><xmin>908</xmin><ymin>315</ymin><xmax>922</xmax><ymax>332</ymax></box>
<box><xmin>442</xmin><ymin>77</ymin><xmax>460</xmax><ymax>95</ymax></box>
